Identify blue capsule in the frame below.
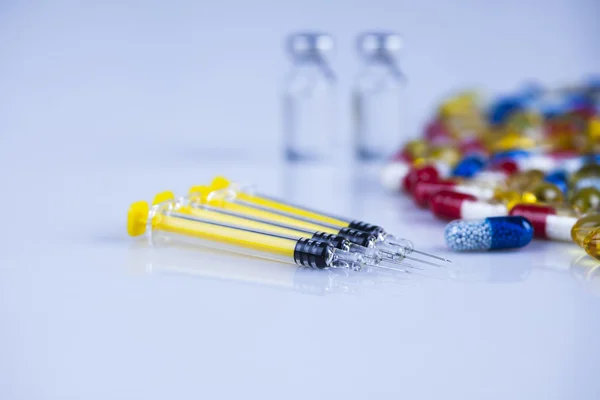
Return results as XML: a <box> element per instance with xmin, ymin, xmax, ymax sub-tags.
<box><xmin>452</xmin><ymin>155</ymin><xmax>487</xmax><ymax>178</ymax></box>
<box><xmin>444</xmin><ymin>216</ymin><xmax>533</xmax><ymax>252</ymax></box>
<box><xmin>489</xmin><ymin>149</ymin><xmax>531</xmax><ymax>164</ymax></box>
<box><xmin>488</xmin><ymin>97</ymin><xmax>525</xmax><ymax>125</ymax></box>
<box><xmin>544</xmin><ymin>171</ymin><xmax>568</xmax><ymax>194</ymax></box>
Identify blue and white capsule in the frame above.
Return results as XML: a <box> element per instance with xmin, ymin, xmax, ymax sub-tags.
<box><xmin>444</xmin><ymin>216</ymin><xmax>533</xmax><ymax>252</ymax></box>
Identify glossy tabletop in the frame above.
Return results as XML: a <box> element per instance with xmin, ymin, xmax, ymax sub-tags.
<box><xmin>1</xmin><ymin>148</ymin><xmax>600</xmax><ymax>400</ymax></box>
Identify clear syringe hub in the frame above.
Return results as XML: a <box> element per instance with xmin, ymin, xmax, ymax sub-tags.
<box><xmin>380</xmin><ymin>234</ymin><xmax>415</xmax><ymax>254</ymax></box>
<box><xmin>348</xmin><ymin>243</ymin><xmax>383</xmax><ymax>264</ymax></box>
<box><xmin>373</xmin><ymin>240</ymin><xmax>407</xmax><ymax>260</ymax></box>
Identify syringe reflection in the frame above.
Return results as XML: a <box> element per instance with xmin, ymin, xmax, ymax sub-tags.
<box><xmin>128</xmin><ymin>230</ymin><xmax>551</xmax><ymax>291</ymax></box>
<box><xmin>127</xmin><ymin>231</ymin><xmax>420</xmax><ymax>296</ymax></box>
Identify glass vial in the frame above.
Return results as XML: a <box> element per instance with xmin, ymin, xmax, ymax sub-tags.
<box><xmin>283</xmin><ymin>32</ymin><xmax>336</xmax><ymax>162</ymax></box>
<box><xmin>353</xmin><ymin>32</ymin><xmax>406</xmax><ymax>161</ymax></box>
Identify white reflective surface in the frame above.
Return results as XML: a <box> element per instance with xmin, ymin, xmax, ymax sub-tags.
<box><xmin>1</xmin><ymin>152</ymin><xmax>600</xmax><ymax>399</ymax></box>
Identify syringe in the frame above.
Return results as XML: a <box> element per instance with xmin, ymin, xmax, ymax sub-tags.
<box><xmin>154</xmin><ymin>190</ymin><xmax>415</xmax><ymax>269</ymax></box>
<box><xmin>127</xmin><ymin>196</ymin><xmax>407</xmax><ymax>272</ymax></box>
<box><xmin>182</xmin><ymin>187</ymin><xmax>440</xmax><ymax>269</ymax></box>
<box><xmin>206</xmin><ymin>176</ymin><xmax>451</xmax><ymax>264</ymax></box>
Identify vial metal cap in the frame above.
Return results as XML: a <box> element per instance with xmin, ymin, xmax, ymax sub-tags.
<box><xmin>356</xmin><ymin>31</ymin><xmax>403</xmax><ymax>59</ymax></box>
<box><xmin>286</xmin><ymin>32</ymin><xmax>334</xmax><ymax>59</ymax></box>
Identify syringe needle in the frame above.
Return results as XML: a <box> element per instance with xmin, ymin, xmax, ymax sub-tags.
<box><xmin>404</xmin><ymin>255</ymin><xmax>446</xmax><ymax>268</ymax></box>
<box><xmin>412</xmin><ymin>249</ymin><xmax>452</xmax><ymax>263</ymax></box>
<box><xmin>377</xmin><ymin>249</ymin><xmax>444</xmax><ymax>268</ymax></box>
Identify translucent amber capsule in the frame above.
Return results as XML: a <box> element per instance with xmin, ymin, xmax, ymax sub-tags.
<box><xmin>402</xmin><ymin>139</ymin><xmax>429</xmax><ymax>161</ymax></box>
<box><xmin>490</xmin><ymin>133</ymin><xmax>537</xmax><ymax>152</ymax></box>
<box><xmin>521</xmin><ymin>182</ymin><xmax>564</xmax><ymax>206</ymax></box>
<box><xmin>429</xmin><ymin>146</ymin><xmax>462</xmax><ymax>167</ymax></box>
<box><xmin>493</xmin><ymin>190</ymin><xmax>524</xmax><ymax>210</ymax></box>
<box><xmin>505</xmin><ymin>170</ymin><xmax>545</xmax><ymax>192</ymax></box>
<box><xmin>571</xmin><ymin>214</ymin><xmax>600</xmax><ymax>247</ymax></box>
<box><xmin>587</xmin><ymin>117</ymin><xmax>600</xmax><ymax>141</ymax></box>
<box><xmin>445</xmin><ymin>115</ymin><xmax>487</xmax><ymax>139</ymax></box>
<box><xmin>543</xmin><ymin>132</ymin><xmax>575</xmax><ymax>152</ymax></box>
<box><xmin>570</xmin><ymin>187</ymin><xmax>600</xmax><ymax>214</ymax></box>
<box><xmin>439</xmin><ymin>94</ymin><xmax>474</xmax><ymax>117</ymax></box>
<box><xmin>583</xmin><ymin>227</ymin><xmax>600</xmax><ymax>260</ymax></box>
<box><xmin>504</xmin><ymin>111</ymin><xmax>543</xmax><ymax>136</ymax></box>
<box><xmin>569</xmin><ymin>164</ymin><xmax>600</xmax><ymax>191</ymax></box>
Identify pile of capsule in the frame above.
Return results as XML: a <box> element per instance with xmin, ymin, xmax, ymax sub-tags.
<box><xmin>380</xmin><ymin>78</ymin><xmax>600</xmax><ymax>257</ymax></box>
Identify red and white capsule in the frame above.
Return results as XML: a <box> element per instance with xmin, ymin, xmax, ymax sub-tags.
<box><xmin>509</xmin><ymin>204</ymin><xmax>577</xmax><ymax>241</ymax></box>
<box><xmin>413</xmin><ymin>179</ymin><xmax>498</xmax><ymax>207</ymax></box>
<box><xmin>380</xmin><ymin>161</ymin><xmax>411</xmax><ymax>192</ymax></box>
<box><xmin>429</xmin><ymin>190</ymin><xmax>508</xmax><ymax>220</ymax></box>
<box><xmin>413</xmin><ymin>180</ymin><xmax>459</xmax><ymax>207</ymax></box>
<box><xmin>380</xmin><ymin>162</ymin><xmax>451</xmax><ymax>193</ymax></box>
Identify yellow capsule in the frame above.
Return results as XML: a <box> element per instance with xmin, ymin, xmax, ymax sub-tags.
<box><xmin>521</xmin><ymin>182</ymin><xmax>564</xmax><ymax>206</ymax></box>
<box><xmin>439</xmin><ymin>95</ymin><xmax>473</xmax><ymax>117</ymax></box>
<box><xmin>505</xmin><ymin>170</ymin><xmax>545</xmax><ymax>192</ymax></box>
<box><xmin>587</xmin><ymin>117</ymin><xmax>600</xmax><ymax>141</ymax></box>
<box><xmin>571</xmin><ymin>214</ymin><xmax>600</xmax><ymax>247</ymax></box>
<box><xmin>428</xmin><ymin>146</ymin><xmax>462</xmax><ymax>167</ymax></box>
<box><xmin>403</xmin><ymin>139</ymin><xmax>429</xmax><ymax>160</ymax></box>
<box><xmin>583</xmin><ymin>227</ymin><xmax>600</xmax><ymax>261</ymax></box>
<box><xmin>581</xmin><ymin>138</ymin><xmax>600</xmax><ymax>154</ymax></box>
<box><xmin>505</xmin><ymin>111</ymin><xmax>543</xmax><ymax>135</ymax></box>
<box><xmin>492</xmin><ymin>190</ymin><xmax>524</xmax><ymax>210</ymax></box>
<box><xmin>570</xmin><ymin>187</ymin><xmax>600</xmax><ymax>214</ymax></box>
<box><xmin>458</xmin><ymin>90</ymin><xmax>486</xmax><ymax>108</ymax></box>
<box><xmin>411</xmin><ymin>158</ymin><xmax>426</xmax><ymax>168</ymax></box>
<box><xmin>542</xmin><ymin>133</ymin><xmax>575</xmax><ymax>152</ymax></box>
<box><xmin>490</xmin><ymin>132</ymin><xmax>537</xmax><ymax>152</ymax></box>
<box><xmin>569</xmin><ymin>164</ymin><xmax>600</xmax><ymax>188</ymax></box>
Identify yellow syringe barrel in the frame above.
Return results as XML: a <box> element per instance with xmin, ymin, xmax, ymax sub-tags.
<box><xmin>189</xmin><ymin>185</ymin><xmax>341</xmax><ymax>235</ymax></box>
<box><xmin>156</xmin><ymin>190</ymin><xmax>313</xmax><ymax>240</ymax></box>
<box><xmin>127</xmin><ymin>200</ymin><xmax>298</xmax><ymax>264</ymax></box>
<box><xmin>210</xmin><ymin>176</ymin><xmax>348</xmax><ymax>227</ymax></box>
<box><xmin>157</xmin><ymin>214</ymin><xmax>297</xmax><ymax>258</ymax></box>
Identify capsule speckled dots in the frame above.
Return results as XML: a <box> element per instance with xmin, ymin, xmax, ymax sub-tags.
<box><xmin>445</xmin><ymin>216</ymin><xmax>533</xmax><ymax>251</ymax></box>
